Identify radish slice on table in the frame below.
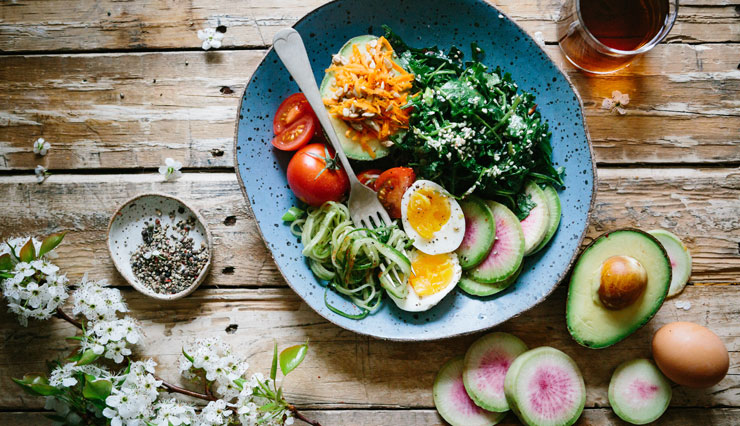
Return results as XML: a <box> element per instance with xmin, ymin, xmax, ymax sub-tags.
<box><xmin>434</xmin><ymin>356</ymin><xmax>506</xmax><ymax>426</ymax></box>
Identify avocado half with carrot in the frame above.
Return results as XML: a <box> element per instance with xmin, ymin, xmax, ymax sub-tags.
<box><xmin>566</xmin><ymin>228</ymin><xmax>672</xmax><ymax>349</ymax></box>
<box><xmin>319</xmin><ymin>35</ymin><xmax>412</xmax><ymax>161</ymax></box>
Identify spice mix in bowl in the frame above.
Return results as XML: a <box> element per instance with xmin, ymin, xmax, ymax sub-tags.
<box><xmin>107</xmin><ymin>193</ymin><xmax>212</xmax><ymax>300</ymax></box>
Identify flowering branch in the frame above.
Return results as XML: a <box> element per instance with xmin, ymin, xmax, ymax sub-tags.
<box><xmin>3</xmin><ymin>234</ymin><xmax>322</xmax><ymax>426</ymax></box>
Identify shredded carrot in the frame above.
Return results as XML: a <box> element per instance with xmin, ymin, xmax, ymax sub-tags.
<box><xmin>322</xmin><ymin>36</ymin><xmax>413</xmax><ymax>158</ymax></box>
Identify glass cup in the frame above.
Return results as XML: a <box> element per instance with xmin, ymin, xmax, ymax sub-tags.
<box><xmin>556</xmin><ymin>0</ymin><xmax>679</xmax><ymax>74</ymax></box>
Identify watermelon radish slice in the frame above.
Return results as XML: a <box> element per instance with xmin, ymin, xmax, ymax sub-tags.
<box><xmin>520</xmin><ymin>181</ymin><xmax>550</xmax><ymax>256</ymax></box>
<box><xmin>458</xmin><ymin>264</ymin><xmax>522</xmax><ymax>297</ymax></box>
<box><xmin>504</xmin><ymin>347</ymin><xmax>585</xmax><ymax>426</ymax></box>
<box><xmin>456</xmin><ymin>197</ymin><xmax>496</xmax><ymax>270</ymax></box>
<box><xmin>434</xmin><ymin>356</ymin><xmax>507</xmax><ymax>426</ymax></box>
<box><xmin>463</xmin><ymin>332</ymin><xmax>529</xmax><ymax>412</ymax></box>
<box><xmin>530</xmin><ymin>185</ymin><xmax>562</xmax><ymax>255</ymax></box>
<box><xmin>648</xmin><ymin>229</ymin><xmax>692</xmax><ymax>297</ymax></box>
<box><xmin>609</xmin><ymin>358</ymin><xmax>672</xmax><ymax>425</ymax></box>
<box><xmin>468</xmin><ymin>201</ymin><xmax>525</xmax><ymax>284</ymax></box>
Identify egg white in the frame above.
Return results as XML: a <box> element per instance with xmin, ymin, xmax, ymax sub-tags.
<box><xmin>388</xmin><ymin>250</ymin><xmax>462</xmax><ymax>312</ymax></box>
<box><xmin>401</xmin><ymin>180</ymin><xmax>466</xmax><ymax>255</ymax></box>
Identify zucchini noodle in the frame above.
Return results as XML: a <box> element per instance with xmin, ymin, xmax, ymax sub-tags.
<box><xmin>289</xmin><ymin>202</ymin><xmax>412</xmax><ymax>319</ymax></box>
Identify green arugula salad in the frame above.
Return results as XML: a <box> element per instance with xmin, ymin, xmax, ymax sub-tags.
<box><xmin>271</xmin><ymin>28</ymin><xmax>565</xmax><ymax>318</ymax></box>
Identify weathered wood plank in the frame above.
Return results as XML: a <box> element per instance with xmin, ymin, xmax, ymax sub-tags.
<box><xmin>2</xmin><ymin>408</ymin><xmax>740</xmax><ymax>426</ymax></box>
<box><xmin>0</xmin><ymin>0</ymin><xmax>736</xmax><ymax>53</ymax></box>
<box><xmin>1</xmin><ymin>44</ymin><xmax>738</xmax><ymax>170</ymax></box>
<box><xmin>1</xmin><ymin>285</ymin><xmax>738</xmax><ymax>411</ymax></box>
<box><xmin>0</xmin><ymin>168</ymin><xmax>737</xmax><ymax>286</ymax></box>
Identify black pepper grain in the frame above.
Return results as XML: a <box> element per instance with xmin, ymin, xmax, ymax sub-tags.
<box><xmin>130</xmin><ymin>214</ymin><xmax>209</xmax><ymax>295</ymax></box>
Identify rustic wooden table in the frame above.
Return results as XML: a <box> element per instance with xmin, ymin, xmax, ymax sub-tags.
<box><xmin>1</xmin><ymin>1</ymin><xmax>738</xmax><ymax>424</ymax></box>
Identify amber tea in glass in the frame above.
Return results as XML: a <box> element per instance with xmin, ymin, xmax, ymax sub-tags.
<box><xmin>557</xmin><ymin>0</ymin><xmax>679</xmax><ymax>74</ymax></box>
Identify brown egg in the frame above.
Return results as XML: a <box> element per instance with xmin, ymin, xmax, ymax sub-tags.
<box><xmin>652</xmin><ymin>321</ymin><xmax>729</xmax><ymax>388</ymax></box>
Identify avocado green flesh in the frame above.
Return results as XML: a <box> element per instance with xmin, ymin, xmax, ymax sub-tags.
<box><xmin>319</xmin><ymin>35</ymin><xmax>396</xmax><ymax>161</ymax></box>
<box><xmin>566</xmin><ymin>230</ymin><xmax>671</xmax><ymax>349</ymax></box>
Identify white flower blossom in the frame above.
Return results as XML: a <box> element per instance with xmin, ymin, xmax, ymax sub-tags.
<box><xmin>197</xmin><ymin>27</ymin><xmax>225</xmax><ymax>50</ymax></box>
<box><xmin>234</xmin><ymin>373</ymin><xmax>292</xmax><ymax>426</ymax></box>
<box><xmin>83</xmin><ymin>316</ymin><xmax>143</xmax><ymax>363</ymax></box>
<box><xmin>72</xmin><ymin>273</ymin><xmax>128</xmax><ymax>322</ymax></box>
<box><xmin>151</xmin><ymin>397</ymin><xmax>197</xmax><ymax>426</ymax></box>
<box><xmin>49</xmin><ymin>362</ymin><xmax>111</xmax><ymax>388</ymax></box>
<box><xmin>179</xmin><ymin>337</ymin><xmax>249</xmax><ymax>400</ymax></box>
<box><xmin>602</xmin><ymin>90</ymin><xmax>630</xmax><ymax>115</ymax></box>
<box><xmin>35</xmin><ymin>165</ymin><xmax>50</xmax><ymax>183</ymax></box>
<box><xmin>197</xmin><ymin>399</ymin><xmax>232</xmax><ymax>425</ymax></box>
<box><xmin>159</xmin><ymin>158</ymin><xmax>183</xmax><ymax>181</ymax></box>
<box><xmin>33</xmin><ymin>137</ymin><xmax>51</xmax><ymax>156</ymax></box>
<box><xmin>103</xmin><ymin>360</ymin><xmax>162</xmax><ymax>426</ymax></box>
<box><xmin>0</xmin><ymin>239</ymin><xmax>68</xmax><ymax>326</ymax></box>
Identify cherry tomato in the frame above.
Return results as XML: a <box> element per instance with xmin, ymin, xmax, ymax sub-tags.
<box><xmin>357</xmin><ymin>169</ymin><xmax>384</xmax><ymax>190</ymax></box>
<box><xmin>287</xmin><ymin>144</ymin><xmax>350</xmax><ymax>207</ymax></box>
<box><xmin>271</xmin><ymin>115</ymin><xmax>316</xmax><ymax>151</ymax></box>
<box><xmin>273</xmin><ymin>93</ymin><xmax>312</xmax><ymax>135</ymax></box>
<box><xmin>375</xmin><ymin>167</ymin><xmax>416</xmax><ymax>218</ymax></box>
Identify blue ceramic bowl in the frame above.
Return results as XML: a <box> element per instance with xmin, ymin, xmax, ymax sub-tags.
<box><xmin>234</xmin><ymin>0</ymin><xmax>595</xmax><ymax>341</ymax></box>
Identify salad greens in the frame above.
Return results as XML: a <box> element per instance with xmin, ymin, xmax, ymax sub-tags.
<box><xmin>384</xmin><ymin>26</ymin><xmax>565</xmax><ymax>218</ymax></box>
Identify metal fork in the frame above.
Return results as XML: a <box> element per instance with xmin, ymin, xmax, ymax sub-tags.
<box><xmin>272</xmin><ymin>28</ymin><xmax>392</xmax><ymax>230</ymax></box>
<box><xmin>273</xmin><ymin>29</ymin><xmax>405</xmax><ymax>291</ymax></box>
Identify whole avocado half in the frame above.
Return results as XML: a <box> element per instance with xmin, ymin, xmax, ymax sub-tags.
<box><xmin>566</xmin><ymin>228</ymin><xmax>671</xmax><ymax>349</ymax></box>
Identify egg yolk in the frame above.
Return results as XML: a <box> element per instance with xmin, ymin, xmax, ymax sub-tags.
<box><xmin>410</xmin><ymin>253</ymin><xmax>455</xmax><ymax>297</ymax></box>
<box><xmin>407</xmin><ymin>187</ymin><xmax>451</xmax><ymax>239</ymax></box>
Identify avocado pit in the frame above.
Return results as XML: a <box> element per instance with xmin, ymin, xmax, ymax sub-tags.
<box><xmin>598</xmin><ymin>255</ymin><xmax>647</xmax><ymax>310</ymax></box>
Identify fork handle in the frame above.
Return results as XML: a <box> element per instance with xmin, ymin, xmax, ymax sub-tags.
<box><xmin>273</xmin><ymin>28</ymin><xmax>359</xmax><ymax>185</ymax></box>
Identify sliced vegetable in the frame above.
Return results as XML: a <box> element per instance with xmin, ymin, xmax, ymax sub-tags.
<box><xmin>468</xmin><ymin>201</ymin><xmax>524</xmax><ymax>284</ymax></box>
<box><xmin>434</xmin><ymin>356</ymin><xmax>507</xmax><ymax>426</ymax></box>
<box><xmin>273</xmin><ymin>93</ymin><xmax>312</xmax><ymax>135</ymax></box>
<box><xmin>282</xmin><ymin>207</ymin><xmax>305</xmax><ymax>222</ymax></box>
<box><xmin>286</xmin><ymin>144</ymin><xmax>349</xmax><ymax>207</ymax></box>
<box><xmin>530</xmin><ymin>185</ymin><xmax>561</xmax><ymax>254</ymax></box>
<box><xmin>463</xmin><ymin>332</ymin><xmax>528</xmax><ymax>412</ymax></box>
<box><xmin>455</xmin><ymin>197</ymin><xmax>496</xmax><ymax>270</ymax></box>
<box><xmin>271</xmin><ymin>114</ymin><xmax>316</xmax><ymax>151</ymax></box>
<box><xmin>648</xmin><ymin>229</ymin><xmax>692</xmax><ymax>297</ymax></box>
<box><xmin>357</xmin><ymin>169</ymin><xmax>383</xmax><ymax>190</ymax></box>
<box><xmin>322</xmin><ymin>36</ymin><xmax>413</xmax><ymax>159</ymax></box>
<box><xmin>291</xmin><ymin>201</ymin><xmax>411</xmax><ymax>317</ymax></box>
<box><xmin>520</xmin><ymin>181</ymin><xmax>550</xmax><ymax>256</ymax></box>
<box><xmin>608</xmin><ymin>359</ymin><xmax>671</xmax><ymax>425</ymax></box>
<box><xmin>375</xmin><ymin>167</ymin><xmax>416</xmax><ymax>218</ymax></box>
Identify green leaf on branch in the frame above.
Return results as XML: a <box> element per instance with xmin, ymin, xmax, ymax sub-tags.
<box><xmin>182</xmin><ymin>348</ymin><xmax>195</xmax><ymax>363</ymax></box>
<box><xmin>76</xmin><ymin>349</ymin><xmax>100</xmax><ymax>366</ymax></box>
<box><xmin>0</xmin><ymin>253</ymin><xmax>12</xmax><ymax>271</ymax></box>
<box><xmin>38</xmin><ymin>232</ymin><xmax>66</xmax><ymax>258</ymax></box>
<box><xmin>82</xmin><ymin>374</ymin><xmax>112</xmax><ymax>401</ymax></box>
<box><xmin>279</xmin><ymin>340</ymin><xmax>308</xmax><ymax>376</ymax></box>
<box><xmin>12</xmin><ymin>374</ymin><xmax>61</xmax><ymax>396</ymax></box>
<box><xmin>233</xmin><ymin>377</ymin><xmax>246</xmax><ymax>391</ymax></box>
<box><xmin>258</xmin><ymin>401</ymin><xmax>279</xmax><ymax>412</ymax></box>
<box><xmin>19</xmin><ymin>238</ymin><xmax>36</xmax><ymax>262</ymax></box>
<box><xmin>270</xmin><ymin>341</ymin><xmax>278</xmax><ymax>381</ymax></box>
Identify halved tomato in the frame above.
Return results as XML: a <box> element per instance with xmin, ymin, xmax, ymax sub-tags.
<box><xmin>273</xmin><ymin>93</ymin><xmax>312</xmax><ymax>135</ymax></box>
<box><xmin>375</xmin><ymin>167</ymin><xmax>416</xmax><ymax>218</ymax></box>
<box><xmin>357</xmin><ymin>169</ymin><xmax>383</xmax><ymax>190</ymax></box>
<box><xmin>271</xmin><ymin>115</ymin><xmax>316</xmax><ymax>151</ymax></box>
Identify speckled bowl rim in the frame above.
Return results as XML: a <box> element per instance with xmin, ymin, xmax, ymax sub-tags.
<box><xmin>106</xmin><ymin>192</ymin><xmax>213</xmax><ymax>301</ymax></box>
<box><xmin>233</xmin><ymin>0</ymin><xmax>598</xmax><ymax>341</ymax></box>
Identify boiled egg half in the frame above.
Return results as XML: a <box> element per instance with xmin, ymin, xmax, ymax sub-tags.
<box><xmin>389</xmin><ymin>249</ymin><xmax>462</xmax><ymax>312</ymax></box>
<box><xmin>401</xmin><ymin>180</ymin><xmax>465</xmax><ymax>255</ymax></box>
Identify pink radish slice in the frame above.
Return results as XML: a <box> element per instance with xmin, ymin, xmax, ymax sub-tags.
<box><xmin>468</xmin><ymin>201</ymin><xmax>524</xmax><ymax>284</ymax></box>
<box><xmin>609</xmin><ymin>359</ymin><xmax>671</xmax><ymax>424</ymax></box>
<box><xmin>434</xmin><ymin>357</ymin><xmax>506</xmax><ymax>426</ymax></box>
<box><xmin>504</xmin><ymin>347</ymin><xmax>585</xmax><ymax>426</ymax></box>
<box><xmin>520</xmin><ymin>181</ymin><xmax>550</xmax><ymax>256</ymax></box>
<box><xmin>456</xmin><ymin>197</ymin><xmax>496</xmax><ymax>270</ymax></box>
<box><xmin>463</xmin><ymin>332</ymin><xmax>529</xmax><ymax>412</ymax></box>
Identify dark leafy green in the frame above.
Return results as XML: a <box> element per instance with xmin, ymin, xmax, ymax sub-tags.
<box><xmin>384</xmin><ymin>26</ymin><xmax>565</xmax><ymax>218</ymax></box>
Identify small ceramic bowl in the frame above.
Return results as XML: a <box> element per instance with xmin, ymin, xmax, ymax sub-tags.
<box><xmin>107</xmin><ymin>193</ymin><xmax>212</xmax><ymax>300</ymax></box>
